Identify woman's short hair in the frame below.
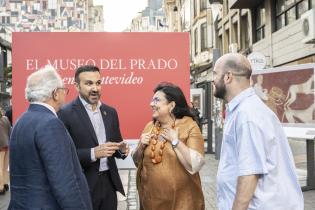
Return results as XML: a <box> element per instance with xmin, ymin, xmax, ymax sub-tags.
<box><xmin>25</xmin><ymin>65</ymin><xmax>63</xmax><ymax>103</ymax></box>
<box><xmin>154</xmin><ymin>82</ymin><xmax>195</xmax><ymax>120</ymax></box>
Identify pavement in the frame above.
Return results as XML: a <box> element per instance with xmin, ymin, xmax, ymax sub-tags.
<box><xmin>1</xmin><ymin>153</ymin><xmax>315</xmax><ymax>210</ymax></box>
<box><xmin>117</xmin><ymin>154</ymin><xmax>315</xmax><ymax>210</ymax></box>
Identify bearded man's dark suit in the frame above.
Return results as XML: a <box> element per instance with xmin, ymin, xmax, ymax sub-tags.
<box><xmin>58</xmin><ymin>97</ymin><xmax>125</xmax><ymax>209</ymax></box>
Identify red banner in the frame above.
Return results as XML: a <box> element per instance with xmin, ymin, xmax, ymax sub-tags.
<box><xmin>12</xmin><ymin>32</ymin><xmax>190</xmax><ymax>139</ymax></box>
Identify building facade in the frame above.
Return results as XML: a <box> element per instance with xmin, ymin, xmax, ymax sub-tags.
<box><xmin>0</xmin><ymin>26</ymin><xmax>11</xmax><ymax>110</ymax></box>
<box><xmin>0</xmin><ymin>0</ymin><xmax>105</xmax><ymax>109</ymax></box>
<box><xmin>218</xmin><ymin>0</ymin><xmax>315</xmax><ymax>66</ymax></box>
<box><xmin>0</xmin><ymin>0</ymin><xmax>104</xmax><ymax>32</ymax></box>
<box><xmin>162</xmin><ymin>0</ymin><xmax>315</xmax><ymax>156</ymax></box>
<box><xmin>129</xmin><ymin>0</ymin><xmax>167</xmax><ymax>32</ymax></box>
<box><xmin>163</xmin><ymin>0</ymin><xmax>218</xmax><ymax>153</ymax></box>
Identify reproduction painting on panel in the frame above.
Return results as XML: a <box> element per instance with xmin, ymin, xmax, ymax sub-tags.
<box><xmin>252</xmin><ymin>64</ymin><xmax>314</xmax><ymax>126</ymax></box>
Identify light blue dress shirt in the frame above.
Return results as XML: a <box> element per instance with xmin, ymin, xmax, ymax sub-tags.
<box><xmin>217</xmin><ymin>88</ymin><xmax>304</xmax><ymax>210</ymax></box>
<box><xmin>79</xmin><ymin>97</ymin><xmax>109</xmax><ymax>171</ymax></box>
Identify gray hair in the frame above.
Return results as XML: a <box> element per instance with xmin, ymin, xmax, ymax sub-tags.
<box><xmin>25</xmin><ymin>65</ymin><xmax>63</xmax><ymax>102</ymax></box>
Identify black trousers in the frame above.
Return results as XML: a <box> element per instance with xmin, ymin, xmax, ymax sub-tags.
<box><xmin>91</xmin><ymin>170</ymin><xmax>117</xmax><ymax>210</ymax></box>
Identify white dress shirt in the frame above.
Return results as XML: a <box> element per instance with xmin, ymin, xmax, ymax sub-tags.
<box><xmin>79</xmin><ymin>97</ymin><xmax>109</xmax><ymax>171</ymax></box>
<box><xmin>217</xmin><ymin>88</ymin><xmax>304</xmax><ymax>210</ymax></box>
<box><xmin>31</xmin><ymin>102</ymin><xmax>57</xmax><ymax>117</ymax></box>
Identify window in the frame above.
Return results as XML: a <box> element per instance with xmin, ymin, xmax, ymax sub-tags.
<box><xmin>255</xmin><ymin>3</ymin><xmax>265</xmax><ymax>41</ymax></box>
<box><xmin>200</xmin><ymin>0</ymin><xmax>207</xmax><ymax>12</ymax></box>
<box><xmin>218</xmin><ymin>34</ymin><xmax>223</xmax><ymax>53</ymax></box>
<box><xmin>224</xmin><ymin>28</ymin><xmax>229</xmax><ymax>54</ymax></box>
<box><xmin>201</xmin><ymin>23</ymin><xmax>207</xmax><ymax>51</ymax></box>
<box><xmin>11</xmin><ymin>11</ymin><xmax>18</xmax><ymax>16</ymax></box>
<box><xmin>42</xmin><ymin>1</ymin><xmax>47</xmax><ymax>10</ymax></box>
<box><xmin>231</xmin><ymin>20</ymin><xmax>238</xmax><ymax>44</ymax></box>
<box><xmin>241</xmin><ymin>13</ymin><xmax>250</xmax><ymax>50</ymax></box>
<box><xmin>194</xmin><ymin>0</ymin><xmax>198</xmax><ymax>18</ymax></box>
<box><xmin>51</xmin><ymin>9</ymin><xmax>56</xmax><ymax>17</ymax></box>
<box><xmin>297</xmin><ymin>0</ymin><xmax>309</xmax><ymax>18</ymax></box>
<box><xmin>276</xmin><ymin>0</ymin><xmax>310</xmax><ymax>31</ymax></box>
<box><xmin>194</xmin><ymin>28</ymin><xmax>198</xmax><ymax>55</ymax></box>
<box><xmin>223</xmin><ymin>0</ymin><xmax>229</xmax><ymax>16</ymax></box>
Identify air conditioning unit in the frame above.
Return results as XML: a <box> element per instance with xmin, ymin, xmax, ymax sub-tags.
<box><xmin>229</xmin><ymin>43</ymin><xmax>238</xmax><ymax>53</ymax></box>
<box><xmin>301</xmin><ymin>9</ymin><xmax>315</xmax><ymax>44</ymax></box>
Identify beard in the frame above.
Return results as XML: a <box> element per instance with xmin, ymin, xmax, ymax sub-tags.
<box><xmin>80</xmin><ymin>91</ymin><xmax>101</xmax><ymax>105</ymax></box>
<box><xmin>213</xmin><ymin>78</ymin><xmax>226</xmax><ymax>100</ymax></box>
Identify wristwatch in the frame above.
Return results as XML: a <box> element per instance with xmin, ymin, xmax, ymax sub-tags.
<box><xmin>171</xmin><ymin>139</ymin><xmax>179</xmax><ymax>148</ymax></box>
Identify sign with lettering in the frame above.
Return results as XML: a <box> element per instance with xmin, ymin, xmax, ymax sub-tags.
<box><xmin>248</xmin><ymin>52</ymin><xmax>266</xmax><ymax>70</ymax></box>
<box><xmin>12</xmin><ymin>32</ymin><xmax>190</xmax><ymax>139</ymax></box>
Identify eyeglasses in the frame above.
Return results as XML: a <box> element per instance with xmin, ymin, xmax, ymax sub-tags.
<box><xmin>56</xmin><ymin>87</ymin><xmax>69</xmax><ymax>95</ymax></box>
<box><xmin>151</xmin><ymin>97</ymin><xmax>167</xmax><ymax>105</ymax></box>
<box><xmin>151</xmin><ymin>97</ymin><xmax>161</xmax><ymax>105</ymax></box>
<box><xmin>210</xmin><ymin>70</ymin><xmax>249</xmax><ymax>81</ymax></box>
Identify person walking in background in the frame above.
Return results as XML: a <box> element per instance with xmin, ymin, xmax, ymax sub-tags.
<box><xmin>132</xmin><ymin>82</ymin><xmax>205</xmax><ymax>210</ymax></box>
<box><xmin>9</xmin><ymin>65</ymin><xmax>92</xmax><ymax>209</ymax></box>
<box><xmin>58</xmin><ymin>65</ymin><xmax>129</xmax><ymax>210</ymax></box>
<box><xmin>0</xmin><ymin>106</ymin><xmax>10</xmax><ymax>195</ymax></box>
<box><xmin>5</xmin><ymin>105</ymin><xmax>12</xmax><ymax>126</ymax></box>
<box><xmin>190</xmin><ymin>101</ymin><xmax>202</xmax><ymax>129</ymax></box>
<box><xmin>212</xmin><ymin>53</ymin><xmax>303</xmax><ymax>210</ymax></box>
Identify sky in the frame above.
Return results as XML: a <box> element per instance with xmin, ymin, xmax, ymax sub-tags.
<box><xmin>94</xmin><ymin>0</ymin><xmax>148</xmax><ymax>32</ymax></box>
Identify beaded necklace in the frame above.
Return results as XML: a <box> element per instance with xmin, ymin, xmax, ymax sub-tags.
<box><xmin>149</xmin><ymin>120</ymin><xmax>175</xmax><ymax>164</ymax></box>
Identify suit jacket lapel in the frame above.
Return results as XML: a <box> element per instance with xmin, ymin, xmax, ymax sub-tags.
<box><xmin>73</xmin><ymin>97</ymin><xmax>98</xmax><ymax>145</ymax></box>
<box><xmin>100</xmin><ymin>105</ymin><xmax>111</xmax><ymax>141</ymax></box>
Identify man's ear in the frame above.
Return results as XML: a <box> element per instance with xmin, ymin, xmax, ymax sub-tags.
<box><xmin>52</xmin><ymin>89</ymin><xmax>58</xmax><ymax>101</ymax></box>
<box><xmin>75</xmin><ymin>82</ymin><xmax>80</xmax><ymax>92</ymax></box>
<box><xmin>224</xmin><ymin>72</ymin><xmax>233</xmax><ymax>84</ymax></box>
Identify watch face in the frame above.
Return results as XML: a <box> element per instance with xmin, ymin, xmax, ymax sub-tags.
<box><xmin>172</xmin><ymin>139</ymin><xmax>179</xmax><ymax>146</ymax></box>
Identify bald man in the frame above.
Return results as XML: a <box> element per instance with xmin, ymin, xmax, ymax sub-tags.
<box><xmin>212</xmin><ymin>54</ymin><xmax>303</xmax><ymax>210</ymax></box>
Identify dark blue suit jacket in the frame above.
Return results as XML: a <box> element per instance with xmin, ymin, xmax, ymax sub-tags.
<box><xmin>9</xmin><ymin>104</ymin><xmax>92</xmax><ymax>210</ymax></box>
<box><xmin>58</xmin><ymin>97</ymin><xmax>125</xmax><ymax>196</ymax></box>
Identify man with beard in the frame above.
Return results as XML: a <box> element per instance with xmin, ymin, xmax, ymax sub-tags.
<box><xmin>212</xmin><ymin>54</ymin><xmax>303</xmax><ymax>210</ymax></box>
<box><xmin>58</xmin><ymin>65</ymin><xmax>129</xmax><ymax>210</ymax></box>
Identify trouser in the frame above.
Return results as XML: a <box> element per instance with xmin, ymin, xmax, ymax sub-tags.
<box><xmin>0</xmin><ymin>150</ymin><xmax>9</xmax><ymax>190</ymax></box>
<box><xmin>91</xmin><ymin>170</ymin><xmax>117</xmax><ymax>210</ymax></box>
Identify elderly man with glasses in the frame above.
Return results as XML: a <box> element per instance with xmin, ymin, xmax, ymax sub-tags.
<box><xmin>9</xmin><ymin>65</ymin><xmax>92</xmax><ymax>210</ymax></box>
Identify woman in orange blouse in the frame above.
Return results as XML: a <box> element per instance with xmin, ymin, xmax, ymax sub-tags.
<box><xmin>132</xmin><ymin>82</ymin><xmax>205</xmax><ymax>210</ymax></box>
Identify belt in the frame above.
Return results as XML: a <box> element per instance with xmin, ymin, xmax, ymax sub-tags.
<box><xmin>97</xmin><ymin>170</ymin><xmax>110</xmax><ymax>176</ymax></box>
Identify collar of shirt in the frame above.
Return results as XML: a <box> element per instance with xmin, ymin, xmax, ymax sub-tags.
<box><xmin>79</xmin><ymin>96</ymin><xmax>101</xmax><ymax>112</ymax></box>
<box><xmin>31</xmin><ymin>102</ymin><xmax>57</xmax><ymax>117</ymax></box>
<box><xmin>226</xmin><ymin>87</ymin><xmax>255</xmax><ymax>114</ymax></box>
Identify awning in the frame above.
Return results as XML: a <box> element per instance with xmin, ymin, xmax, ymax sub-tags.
<box><xmin>229</xmin><ymin>0</ymin><xmax>263</xmax><ymax>9</ymax></box>
<box><xmin>0</xmin><ymin>37</ymin><xmax>11</xmax><ymax>50</ymax></box>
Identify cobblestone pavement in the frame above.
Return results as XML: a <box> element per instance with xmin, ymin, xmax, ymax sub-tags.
<box><xmin>118</xmin><ymin>154</ymin><xmax>315</xmax><ymax>210</ymax></box>
<box><xmin>1</xmin><ymin>154</ymin><xmax>315</xmax><ymax>210</ymax></box>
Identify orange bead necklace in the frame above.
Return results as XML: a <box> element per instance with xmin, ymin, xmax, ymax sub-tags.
<box><xmin>149</xmin><ymin>121</ymin><xmax>175</xmax><ymax>164</ymax></box>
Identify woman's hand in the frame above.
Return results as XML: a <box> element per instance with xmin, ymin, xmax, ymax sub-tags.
<box><xmin>161</xmin><ymin>127</ymin><xmax>179</xmax><ymax>142</ymax></box>
<box><xmin>140</xmin><ymin>132</ymin><xmax>152</xmax><ymax>146</ymax></box>
<box><xmin>132</xmin><ymin>131</ymin><xmax>152</xmax><ymax>166</ymax></box>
